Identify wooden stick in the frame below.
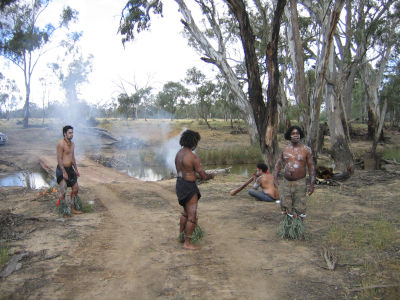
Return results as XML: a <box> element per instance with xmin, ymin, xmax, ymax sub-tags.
<box><xmin>230</xmin><ymin>176</ymin><xmax>255</xmax><ymax>196</ymax></box>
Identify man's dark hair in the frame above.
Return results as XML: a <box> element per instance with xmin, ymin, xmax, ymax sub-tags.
<box><xmin>179</xmin><ymin>130</ymin><xmax>201</xmax><ymax>149</ymax></box>
<box><xmin>284</xmin><ymin>125</ymin><xmax>304</xmax><ymax>140</ymax></box>
<box><xmin>63</xmin><ymin>125</ymin><xmax>73</xmax><ymax>136</ymax></box>
<box><xmin>256</xmin><ymin>162</ymin><xmax>268</xmax><ymax>173</ymax></box>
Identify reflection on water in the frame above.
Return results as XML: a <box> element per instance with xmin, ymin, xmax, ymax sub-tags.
<box><xmin>122</xmin><ymin>164</ymin><xmax>253</xmax><ymax>181</ymax></box>
<box><xmin>124</xmin><ymin>165</ymin><xmax>175</xmax><ymax>181</ymax></box>
<box><xmin>227</xmin><ymin>164</ymin><xmax>254</xmax><ymax>177</ymax></box>
<box><xmin>0</xmin><ymin>171</ymin><xmax>54</xmax><ymax>189</ymax></box>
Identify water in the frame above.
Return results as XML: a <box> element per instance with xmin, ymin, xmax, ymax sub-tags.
<box><xmin>122</xmin><ymin>164</ymin><xmax>253</xmax><ymax>181</ymax></box>
<box><xmin>123</xmin><ymin>165</ymin><xmax>174</xmax><ymax>181</ymax></box>
<box><xmin>0</xmin><ymin>171</ymin><xmax>55</xmax><ymax>189</ymax></box>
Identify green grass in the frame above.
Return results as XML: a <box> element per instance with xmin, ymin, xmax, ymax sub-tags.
<box><xmin>81</xmin><ymin>201</ymin><xmax>94</xmax><ymax>213</ymax></box>
<box><xmin>382</xmin><ymin>147</ymin><xmax>400</xmax><ymax>162</ymax></box>
<box><xmin>0</xmin><ymin>243</ymin><xmax>10</xmax><ymax>267</ymax></box>
<box><xmin>197</xmin><ymin>144</ymin><xmax>263</xmax><ymax>165</ymax></box>
<box><xmin>326</xmin><ymin>216</ymin><xmax>396</xmax><ymax>251</ymax></box>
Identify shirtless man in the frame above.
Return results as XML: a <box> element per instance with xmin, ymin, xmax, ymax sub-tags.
<box><xmin>56</xmin><ymin>125</ymin><xmax>81</xmax><ymax>216</ymax></box>
<box><xmin>248</xmin><ymin>163</ymin><xmax>279</xmax><ymax>202</ymax></box>
<box><xmin>175</xmin><ymin>130</ymin><xmax>214</xmax><ymax>250</ymax></box>
<box><xmin>274</xmin><ymin>126</ymin><xmax>315</xmax><ymax>218</ymax></box>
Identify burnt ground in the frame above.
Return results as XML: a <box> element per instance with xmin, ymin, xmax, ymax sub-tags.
<box><xmin>0</xmin><ymin>121</ymin><xmax>400</xmax><ymax>299</ymax></box>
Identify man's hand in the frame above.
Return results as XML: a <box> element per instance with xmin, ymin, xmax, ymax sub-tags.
<box><xmin>62</xmin><ymin>169</ymin><xmax>69</xmax><ymax>180</ymax></box>
<box><xmin>308</xmin><ymin>183</ymin><xmax>314</xmax><ymax>195</ymax></box>
<box><xmin>75</xmin><ymin>169</ymin><xmax>80</xmax><ymax>177</ymax></box>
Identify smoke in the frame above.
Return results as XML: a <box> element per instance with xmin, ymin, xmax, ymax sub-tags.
<box><xmin>158</xmin><ymin>127</ymin><xmax>186</xmax><ymax>172</ymax></box>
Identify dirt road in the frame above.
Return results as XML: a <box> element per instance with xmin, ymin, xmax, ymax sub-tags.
<box><xmin>39</xmin><ymin>154</ymin><xmax>293</xmax><ymax>299</ymax></box>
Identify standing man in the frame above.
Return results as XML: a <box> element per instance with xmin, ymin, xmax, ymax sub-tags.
<box><xmin>56</xmin><ymin>125</ymin><xmax>81</xmax><ymax>216</ymax></box>
<box><xmin>248</xmin><ymin>163</ymin><xmax>279</xmax><ymax>202</ymax></box>
<box><xmin>175</xmin><ymin>130</ymin><xmax>214</xmax><ymax>250</ymax></box>
<box><xmin>274</xmin><ymin>126</ymin><xmax>315</xmax><ymax>218</ymax></box>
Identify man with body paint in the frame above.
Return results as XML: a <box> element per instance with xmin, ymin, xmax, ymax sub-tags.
<box><xmin>274</xmin><ymin>126</ymin><xmax>315</xmax><ymax>219</ymax></box>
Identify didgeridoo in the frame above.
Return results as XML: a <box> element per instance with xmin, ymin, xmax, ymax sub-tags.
<box><xmin>230</xmin><ymin>176</ymin><xmax>256</xmax><ymax>196</ymax></box>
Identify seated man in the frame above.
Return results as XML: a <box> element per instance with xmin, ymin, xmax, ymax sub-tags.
<box><xmin>248</xmin><ymin>163</ymin><xmax>279</xmax><ymax>202</ymax></box>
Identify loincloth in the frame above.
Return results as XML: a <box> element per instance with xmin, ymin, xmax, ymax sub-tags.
<box><xmin>56</xmin><ymin>165</ymin><xmax>77</xmax><ymax>187</ymax></box>
<box><xmin>176</xmin><ymin>177</ymin><xmax>201</xmax><ymax>207</ymax></box>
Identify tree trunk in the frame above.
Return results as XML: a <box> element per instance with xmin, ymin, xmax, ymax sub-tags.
<box><xmin>225</xmin><ymin>0</ymin><xmax>286</xmax><ymax>170</ymax></box>
<box><xmin>23</xmin><ymin>79</ymin><xmax>30</xmax><ymax>128</ymax></box>
<box><xmin>305</xmin><ymin>0</ymin><xmax>345</xmax><ymax>157</ymax></box>
<box><xmin>361</xmin><ymin>46</ymin><xmax>392</xmax><ymax>155</ymax></box>
<box><xmin>285</xmin><ymin>0</ymin><xmax>308</xmax><ymax>131</ymax></box>
<box><xmin>326</xmin><ymin>47</ymin><xmax>354</xmax><ymax>173</ymax></box>
<box><xmin>265</xmin><ymin>0</ymin><xmax>287</xmax><ymax>170</ymax></box>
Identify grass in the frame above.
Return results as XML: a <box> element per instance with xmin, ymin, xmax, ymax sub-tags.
<box><xmin>197</xmin><ymin>144</ymin><xmax>263</xmax><ymax>165</ymax></box>
<box><xmin>81</xmin><ymin>201</ymin><xmax>94</xmax><ymax>213</ymax></box>
<box><xmin>0</xmin><ymin>243</ymin><xmax>10</xmax><ymax>267</ymax></box>
<box><xmin>382</xmin><ymin>147</ymin><xmax>400</xmax><ymax>162</ymax></box>
<box><xmin>322</xmin><ymin>215</ymin><xmax>400</xmax><ymax>299</ymax></box>
<box><xmin>326</xmin><ymin>216</ymin><xmax>396</xmax><ymax>251</ymax></box>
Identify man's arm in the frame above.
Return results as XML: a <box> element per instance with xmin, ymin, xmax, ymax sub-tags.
<box><xmin>72</xmin><ymin>143</ymin><xmax>80</xmax><ymax>177</ymax></box>
<box><xmin>306</xmin><ymin>147</ymin><xmax>315</xmax><ymax>195</ymax></box>
<box><xmin>253</xmin><ymin>176</ymin><xmax>261</xmax><ymax>189</ymax></box>
<box><xmin>194</xmin><ymin>155</ymin><xmax>214</xmax><ymax>180</ymax></box>
<box><xmin>57</xmin><ymin>141</ymin><xmax>68</xmax><ymax>180</ymax></box>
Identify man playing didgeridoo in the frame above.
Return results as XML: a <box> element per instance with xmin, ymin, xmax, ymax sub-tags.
<box><xmin>274</xmin><ymin>126</ymin><xmax>315</xmax><ymax>219</ymax></box>
<box><xmin>175</xmin><ymin>130</ymin><xmax>214</xmax><ymax>250</ymax></box>
<box><xmin>248</xmin><ymin>163</ymin><xmax>279</xmax><ymax>202</ymax></box>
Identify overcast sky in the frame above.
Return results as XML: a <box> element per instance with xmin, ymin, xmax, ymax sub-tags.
<box><xmin>1</xmin><ymin>0</ymin><xmax>216</xmax><ymax>107</ymax></box>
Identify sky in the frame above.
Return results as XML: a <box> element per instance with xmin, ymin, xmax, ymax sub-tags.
<box><xmin>1</xmin><ymin>0</ymin><xmax>216</xmax><ymax>107</ymax></box>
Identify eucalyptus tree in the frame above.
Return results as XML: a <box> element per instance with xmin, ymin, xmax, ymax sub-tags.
<box><xmin>355</xmin><ymin>0</ymin><xmax>399</xmax><ymax>156</ymax></box>
<box><xmin>119</xmin><ymin>0</ymin><xmax>260</xmax><ymax>144</ymax></box>
<box><xmin>0</xmin><ymin>0</ymin><xmax>77</xmax><ymax>127</ymax></box>
<box><xmin>119</xmin><ymin>0</ymin><xmax>289</xmax><ymax>168</ymax></box>
<box><xmin>185</xmin><ymin>67</ymin><xmax>218</xmax><ymax>128</ymax></box>
<box><xmin>0</xmin><ymin>72</ymin><xmax>20</xmax><ymax>118</ymax></box>
<box><xmin>381</xmin><ymin>58</ymin><xmax>400</xmax><ymax>127</ymax></box>
<box><xmin>156</xmin><ymin>81</ymin><xmax>190</xmax><ymax>119</ymax></box>
<box><xmin>117</xmin><ymin>92</ymin><xmax>136</xmax><ymax>119</ymax></box>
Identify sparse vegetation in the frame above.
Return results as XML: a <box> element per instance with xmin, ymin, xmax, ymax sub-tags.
<box><xmin>0</xmin><ymin>243</ymin><xmax>9</xmax><ymax>268</ymax></box>
<box><xmin>382</xmin><ymin>147</ymin><xmax>400</xmax><ymax>162</ymax></box>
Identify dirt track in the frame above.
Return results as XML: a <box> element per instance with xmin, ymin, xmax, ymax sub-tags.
<box><xmin>1</xmin><ymin>124</ymin><xmax>400</xmax><ymax>299</ymax></box>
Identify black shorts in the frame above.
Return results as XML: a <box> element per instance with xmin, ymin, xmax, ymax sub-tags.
<box><xmin>56</xmin><ymin>165</ymin><xmax>77</xmax><ymax>187</ymax></box>
<box><xmin>176</xmin><ymin>177</ymin><xmax>201</xmax><ymax>207</ymax></box>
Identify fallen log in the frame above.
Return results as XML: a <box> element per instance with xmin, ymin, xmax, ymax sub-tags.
<box><xmin>382</xmin><ymin>158</ymin><xmax>400</xmax><ymax>165</ymax></box>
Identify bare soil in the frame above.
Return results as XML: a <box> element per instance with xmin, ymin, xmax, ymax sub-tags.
<box><xmin>1</xmin><ymin>121</ymin><xmax>400</xmax><ymax>299</ymax></box>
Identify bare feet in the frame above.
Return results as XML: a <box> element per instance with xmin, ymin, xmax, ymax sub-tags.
<box><xmin>71</xmin><ymin>206</ymin><xmax>82</xmax><ymax>214</ymax></box>
<box><xmin>182</xmin><ymin>242</ymin><xmax>200</xmax><ymax>250</ymax></box>
<box><xmin>63</xmin><ymin>214</ymin><xmax>72</xmax><ymax>218</ymax></box>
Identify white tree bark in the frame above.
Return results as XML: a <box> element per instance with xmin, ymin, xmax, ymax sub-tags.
<box><xmin>285</xmin><ymin>0</ymin><xmax>308</xmax><ymax>128</ymax></box>
<box><xmin>174</xmin><ymin>0</ymin><xmax>258</xmax><ymax>142</ymax></box>
<box><xmin>302</xmin><ymin>0</ymin><xmax>345</xmax><ymax>157</ymax></box>
<box><xmin>325</xmin><ymin>46</ymin><xmax>354</xmax><ymax>172</ymax></box>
